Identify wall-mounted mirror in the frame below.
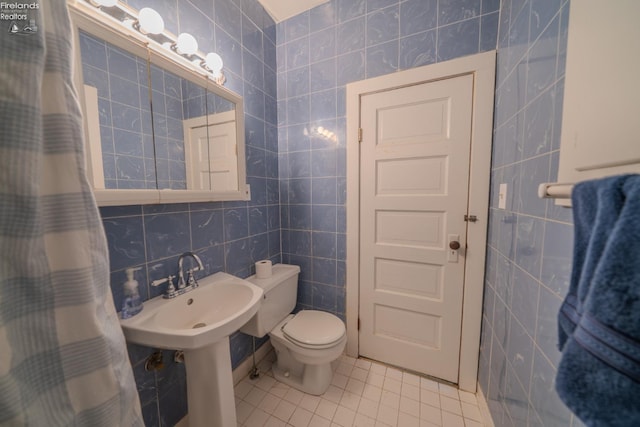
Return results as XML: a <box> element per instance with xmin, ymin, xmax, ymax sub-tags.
<box><xmin>70</xmin><ymin>1</ymin><xmax>248</xmax><ymax>206</ymax></box>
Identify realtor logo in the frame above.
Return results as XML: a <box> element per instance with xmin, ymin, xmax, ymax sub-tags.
<box><xmin>7</xmin><ymin>18</ymin><xmax>36</xmax><ymax>34</ymax></box>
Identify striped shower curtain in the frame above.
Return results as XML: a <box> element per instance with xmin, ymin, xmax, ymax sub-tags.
<box><xmin>0</xmin><ymin>1</ymin><xmax>143</xmax><ymax>425</ymax></box>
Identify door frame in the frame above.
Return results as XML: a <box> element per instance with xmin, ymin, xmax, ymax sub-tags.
<box><xmin>345</xmin><ymin>51</ymin><xmax>496</xmax><ymax>392</ymax></box>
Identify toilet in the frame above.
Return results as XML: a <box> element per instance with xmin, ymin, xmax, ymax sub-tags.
<box><xmin>240</xmin><ymin>264</ymin><xmax>346</xmax><ymax>395</ymax></box>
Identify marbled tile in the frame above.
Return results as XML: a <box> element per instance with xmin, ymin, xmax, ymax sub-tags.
<box><xmin>286</xmin><ymin>36</ymin><xmax>310</xmax><ymax>70</ymax></box>
<box><xmin>243</xmin><ymin>15</ymin><xmax>264</xmax><ymax>60</ymax></box>
<box><xmin>251</xmin><ymin>233</ymin><xmax>270</xmax><ymax>261</ymax></box>
<box><xmin>289</xmin><ymin>204</ymin><xmax>313</xmax><ymax>230</ymax></box>
<box><xmin>337</xmin><ymin>17</ymin><xmax>366</xmax><ymax>55</ymax></box>
<box><xmin>399</xmin><ymin>0</ymin><xmax>437</xmax><ymax>37</ymax></box>
<box><xmin>190</xmin><ymin>209</ymin><xmax>224</xmax><ymax>249</ymax></box>
<box><xmin>312</xmin><ymin>282</ymin><xmax>337</xmax><ymax>311</ymax></box>
<box><xmin>523</xmin><ymin>88</ymin><xmax>554</xmax><ymax>159</ymax></box>
<box><xmin>504</xmin><ymin>364</ymin><xmax>529</xmax><ymax>425</ymax></box>
<box><xmin>312</xmin><ymin>231</ymin><xmax>337</xmax><ymax>259</ymax></box>
<box><xmin>310</xmin><ymin>58</ymin><xmax>337</xmax><ymax>93</ymax></box>
<box><xmin>287</xmin><ymin>94</ymin><xmax>310</xmax><ymax>125</ymax></box>
<box><xmin>225</xmin><ymin>237</ymin><xmax>252</xmax><ymax>275</ymax></box>
<box><xmin>310</xmin><ymin>27</ymin><xmax>336</xmax><ymax>64</ymax></box>
<box><xmin>244</xmin><ymin>48</ymin><xmax>265</xmax><ymax>89</ymax></box>
<box><xmin>366</xmin><ymin>39</ymin><xmax>399</xmax><ymax>78</ymax></box>
<box><xmin>337</xmin><ymin>50</ymin><xmax>365</xmax><ymax>86</ymax></box>
<box><xmin>366</xmin><ymin>5</ymin><xmax>399</xmax><ymax>46</ymax></box>
<box><xmin>102</xmin><ymin>216</ymin><xmax>146</xmax><ymax>272</ymax></box>
<box><xmin>216</xmin><ymin>28</ymin><xmax>243</xmax><ymax>76</ymax></box>
<box><xmin>540</xmin><ymin>220</ymin><xmax>573</xmax><ymax>296</ymax></box>
<box><xmin>312</xmin><ymin>177</ymin><xmax>337</xmax><ymax>205</ymax></box>
<box><xmin>286</xmin><ymin>66</ymin><xmax>310</xmax><ymax>98</ymax></box>
<box><xmin>249</xmin><ymin>206</ymin><xmax>268</xmax><ymax>235</ymax></box>
<box><xmin>439</xmin><ymin>0</ymin><xmax>481</xmax><ymax>26</ymax></box>
<box><xmin>144</xmin><ymin>212</ymin><xmax>191</xmax><ymax>260</ymax></box>
<box><xmin>530</xmin><ymin>348</ymin><xmax>572</xmax><ymax>426</ymax></box>
<box><xmin>310</xmin><ymin>89</ymin><xmax>337</xmax><ymax>121</ymax></box>
<box><xmin>310</xmin><ymin>1</ymin><xmax>336</xmax><ymax>33</ymax></box>
<box><xmin>517</xmin><ymin>154</ymin><xmax>550</xmax><ymax>218</ymax></box>
<box><xmin>224</xmin><ymin>207</ymin><xmax>249</xmax><ymax>241</ymax></box>
<box><xmin>289</xmin><ymin>178</ymin><xmax>312</xmax><ymax>204</ymax></box>
<box><xmin>337</xmin><ymin>0</ymin><xmax>366</xmax><ymax>22</ymax></box>
<box><xmin>244</xmin><ymin>84</ymin><xmax>266</xmax><ymax>120</ymax></box>
<box><xmin>515</xmin><ymin>215</ymin><xmax>544</xmax><ymax>280</ymax></box>
<box><xmin>481</xmin><ymin>12</ymin><xmax>500</xmax><ymax>52</ymax></box>
<box><xmin>284</xmin><ymin>10</ymin><xmax>309</xmax><ymax>41</ymax></box>
<box><xmin>437</xmin><ymin>18</ymin><xmax>480</xmax><ymax>62</ymax></box>
<box><xmin>312</xmin><ymin>205</ymin><xmax>337</xmax><ymax>232</ymax></box>
<box><xmin>506</xmin><ymin>314</ymin><xmax>534</xmax><ymax>392</ymax></box>
<box><xmin>399</xmin><ymin>29</ymin><xmax>437</xmax><ymax>70</ymax></box>
<box><xmin>511</xmin><ymin>266</ymin><xmax>540</xmax><ymax>339</ymax></box>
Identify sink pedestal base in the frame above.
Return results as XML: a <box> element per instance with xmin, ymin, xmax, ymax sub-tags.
<box><xmin>184</xmin><ymin>338</ymin><xmax>236</xmax><ymax>427</ymax></box>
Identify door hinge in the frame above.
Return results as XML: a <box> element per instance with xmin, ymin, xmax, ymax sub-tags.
<box><xmin>357</xmin><ymin>318</ymin><xmax>361</xmax><ymax>330</ymax></box>
<box><xmin>358</xmin><ymin>128</ymin><xmax>363</xmax><ymax>143</ymax></box>
<box><xmin>464</xmin><ymin>214</ymin><xmax>478</xmax><ymax>223</ymax></box>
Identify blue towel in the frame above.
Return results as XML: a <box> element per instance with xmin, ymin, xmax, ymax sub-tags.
<box><xmin>556</xmin><ymin>174</ymin><xmax>640</xmax><ymax>426</ymax></box>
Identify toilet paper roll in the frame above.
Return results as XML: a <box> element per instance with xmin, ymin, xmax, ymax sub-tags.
<box><xmin>255</xmin><ymin>260</ymin><xmax>272</xmax><ymax>279</ymax></box>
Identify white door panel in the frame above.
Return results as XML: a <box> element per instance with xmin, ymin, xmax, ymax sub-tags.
<box><xmin>185</xmin><ymin>117</ymin><xmax>237</xmax><ymax>191</ymax></box>
<box><xmin>359</xmin><ymin>74</ymin><xmax>473</xmax><ymax>383</ymax></box>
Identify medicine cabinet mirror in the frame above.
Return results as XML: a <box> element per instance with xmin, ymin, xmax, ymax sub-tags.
<box><xmin>69</xmin><ymin>2</ymin><xmax>248</xmax><ymax>206</ymax></box>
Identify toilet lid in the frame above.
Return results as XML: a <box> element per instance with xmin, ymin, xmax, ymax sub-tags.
<box><xmin>282</xmin><ymin>310</ymin><xmax>345</xmax><ymax>347</ymax></box>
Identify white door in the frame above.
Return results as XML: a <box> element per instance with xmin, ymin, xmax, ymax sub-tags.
<box><xmin>184</xmin><ymin>111</ymin><xmax>238</xmax><ymax>191</ymax></box>
<box><xmin>359</xmin><ymin>74</ymin><xmax>473</xmax><ymax>383</ymax></box>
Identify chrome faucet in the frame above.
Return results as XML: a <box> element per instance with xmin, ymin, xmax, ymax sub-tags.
<box><xmin>151</xmin><ymin>252</ymin><xmax>205</xmax><ymax>299</ymax></box>
<box><xmin>177</xmin><ymin>251</ymin><xmax>204</xmax><ymax>290</ymax></box>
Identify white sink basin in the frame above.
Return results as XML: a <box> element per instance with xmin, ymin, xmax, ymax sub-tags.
<box><xmin>119</xmin><ymin>271</ymin><xmax>263</xmax><ymax>427</ymax></box>
<box><xmin>120</xmin><ymin>271</ymin><xmax>263</xmax><ymax>350</ymax></box>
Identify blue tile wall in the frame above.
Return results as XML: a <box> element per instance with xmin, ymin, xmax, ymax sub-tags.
<box><xmin>479</xmin><ymin>1</ymin><xmax>580</xmax><ymax>426</ymax></box>
<box><xmin>102</xmin><ymin>0</ymin><xmax>278</xmax><ymax>424</ymax></box>
<box><xmin>277</xmin><ymin>0</ymin><xmax>499</xmax><ymax>321</ymax></box>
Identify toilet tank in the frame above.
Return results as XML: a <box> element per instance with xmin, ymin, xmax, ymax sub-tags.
<box><xmin>239</xmin><ymin>264</ymin><xmax>300</xmax><ymax>338</ymax></box>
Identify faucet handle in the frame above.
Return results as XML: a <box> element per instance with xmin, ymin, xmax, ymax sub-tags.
<box><xmin>186</xmin><ymin>269</ymin><xmax>198</xmax><ymax>287</ymax></box>
<box><xmin>151</xmin><ymin>275</ymin><xmax>176</xmax><ymax>296</ymax></box>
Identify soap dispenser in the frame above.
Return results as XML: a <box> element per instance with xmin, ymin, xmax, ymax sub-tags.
<box><xmin>121</xmin><ymin>267</ymin><xmax>143</xmax><ymax>319</ymax></box>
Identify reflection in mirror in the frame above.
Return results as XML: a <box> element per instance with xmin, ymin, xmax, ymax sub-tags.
<box><xmin>78</xmin><ymin>31</ymin><xmax>241</xmax><ymax>193</ymax></box>
<box><xmin>182</xmin><ymin>85</ymin><xmax>237</xmax><ymax>191</ymax></box>
<box><xmin>79</xmin><ymin>30</ymin><xmax>156</xmax><ymax>189</ymax></box>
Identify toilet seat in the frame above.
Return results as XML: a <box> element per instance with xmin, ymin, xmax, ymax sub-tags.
<box><xmin>281</xmin><ymin>310</ymin><xmax>345</xmax><ymax>349</ymax></box>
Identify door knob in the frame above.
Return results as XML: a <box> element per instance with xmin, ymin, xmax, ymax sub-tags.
<box><xmin>449</xmin><ymin>241</ymin><xmax>461</xmax><ymax>250</ymax></box>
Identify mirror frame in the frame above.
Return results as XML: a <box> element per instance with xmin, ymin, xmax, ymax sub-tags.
<box><xmin>69</xmin><ymin>0</ymin><xmax>249</xmax><ymax>206</ymax></box>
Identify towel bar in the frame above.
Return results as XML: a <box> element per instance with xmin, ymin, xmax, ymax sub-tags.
<box><xmin>538</xmin><ymin>182</ymin><xmax>574</xmax><ymax>199</ymax></box>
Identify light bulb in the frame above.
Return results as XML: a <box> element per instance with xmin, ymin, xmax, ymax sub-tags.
<box><xmin>205</xmin><ymin>52</ymin><xmax>223</xmax><ymax>76</ymax></box>
<box><xmin>138</xmin><ymin>7</ymin><xmax>164</xmax><ymax>35</ymax></box>
<box><xmin>175</xmin><ymin>33</ymin><xmax>198</xmax><ymax>56</ymax></box>
<box><xmin>93</xmin><ymin>0</ymin><xmax>118</xmax><ymax>6</ymax></box>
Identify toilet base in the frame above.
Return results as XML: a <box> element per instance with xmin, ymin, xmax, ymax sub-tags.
<box><xmin>272</xmin><ymin>358</ymin><xmax>334</xmax><ymax>396</ymax></box>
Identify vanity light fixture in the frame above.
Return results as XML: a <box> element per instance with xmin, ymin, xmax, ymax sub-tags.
<box><xmin>203</xmin><ymin>52</ymin><xmax>225</xmax><ymax>84</ymax></box>
<box><xmin>136</xmin><ymin>8</ymin><xmax>164</xmax><ymax>35</ymax></box>
<box><xmin>174</xmin><ymin>33</ymin><xmax>198</xmax><ymax>56</ymax></box>
<box><xmin>81</xmin><ymin>0</ymin><xmax>225</xmax><ymax>84</ymax></box>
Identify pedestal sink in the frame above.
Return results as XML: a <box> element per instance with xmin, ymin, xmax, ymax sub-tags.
<box><xmin>120</xmin><ymin>272</ymin><xmax>263</xmax><ymax>427</ymax></box>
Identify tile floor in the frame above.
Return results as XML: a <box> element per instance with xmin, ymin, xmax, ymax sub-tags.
<box><xmin>234</xmin><ymin>355</ymin><xmax>487</xmax><ymax>427</ymax></box>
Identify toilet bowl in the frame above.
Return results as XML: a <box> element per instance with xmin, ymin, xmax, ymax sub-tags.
<box><xmin>269</xmin><ymin>311</ymin><xmax>346</xmax><ymax>395</ymax></box>
<box><xmin>240</xmin><ymin>264</ymin><xmax>346</xmax><ymax>395</ymax></box>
